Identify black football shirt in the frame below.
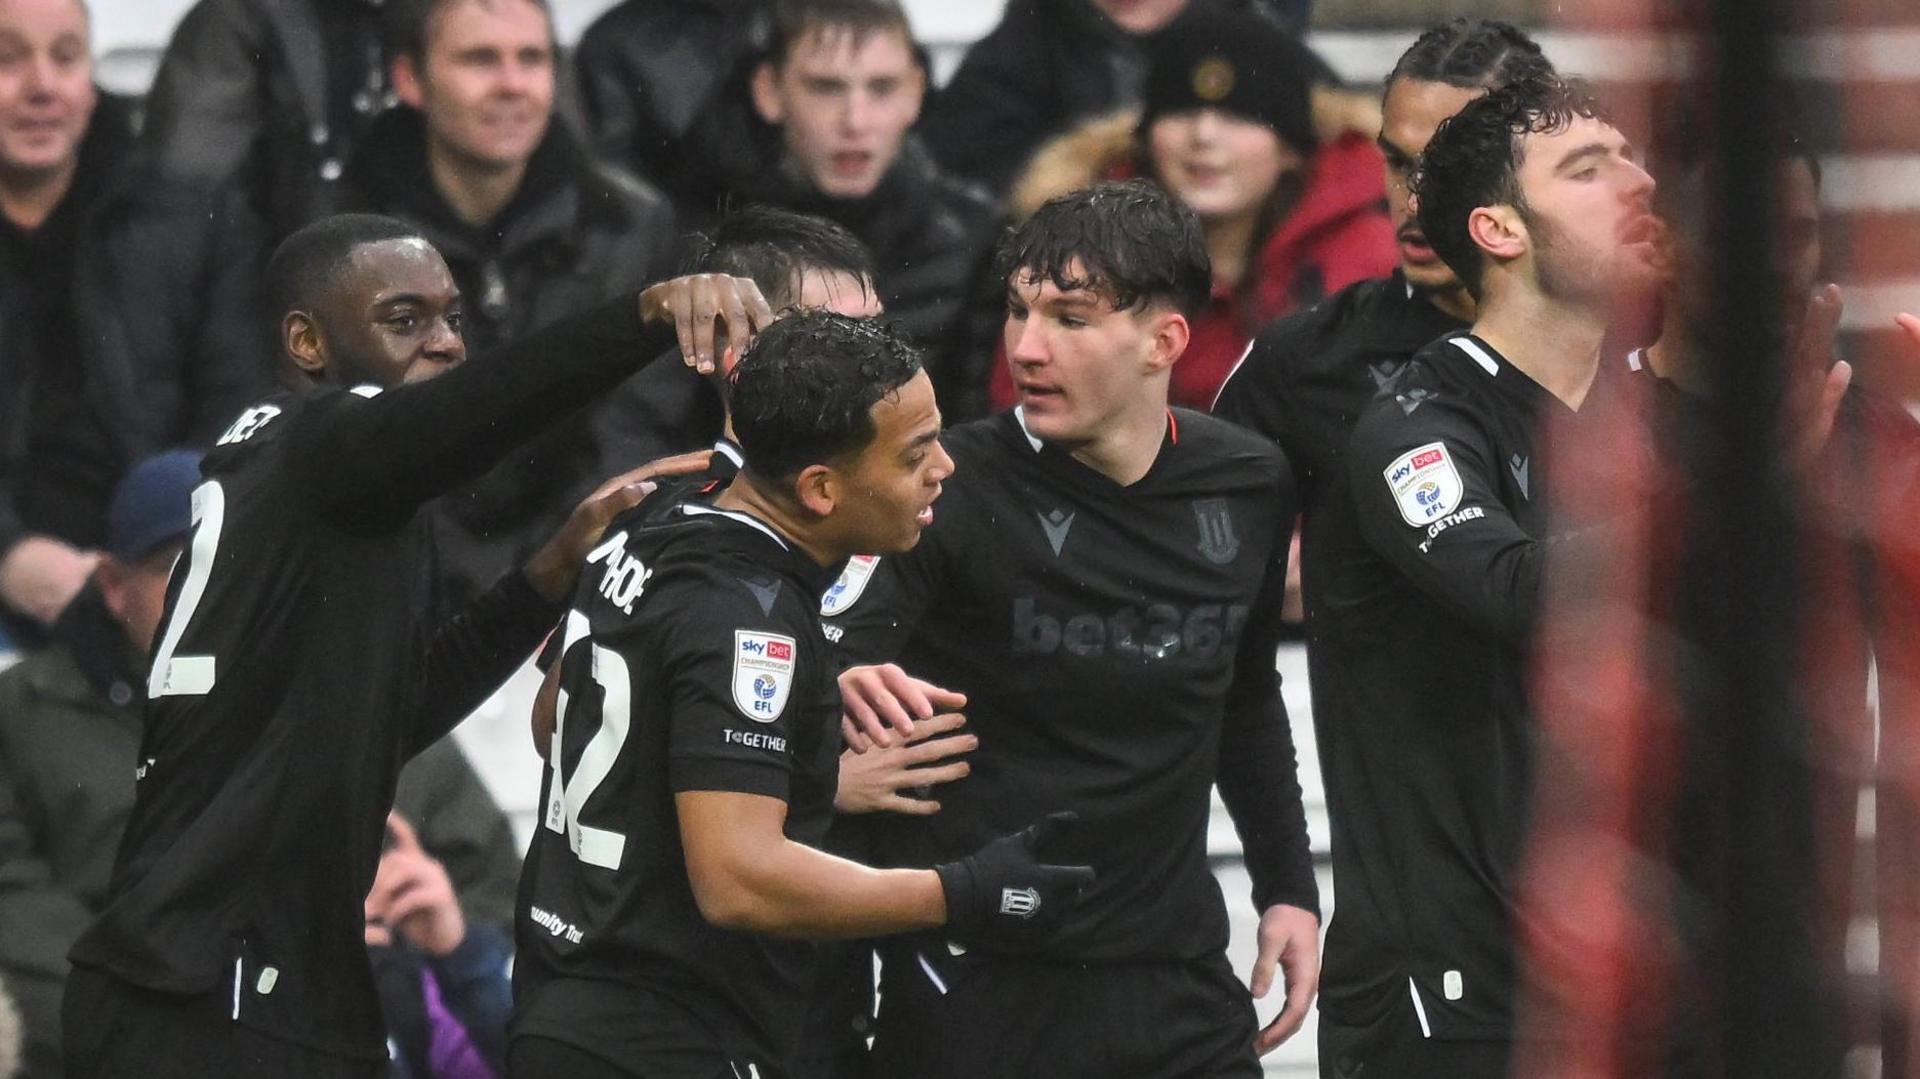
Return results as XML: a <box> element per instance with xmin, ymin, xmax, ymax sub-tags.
<box><xmin>69</xmin><ymin>301</ymin><xmax>671</xmax><ymax>1058</ymax></box>
<box><xmin>829</xmin><ymin>408</ymin><xmax>1319</xmax><ymax>963</ymax></box>
<box><xmin>1337</xmin><ymin>333</ymin><xmax>1608</xmax><ymax>1037</ymax></box>
<box><xmin>512</xmin><ymin>497</ymin><xmax>842</xmax><ymax>1072</ymax></box>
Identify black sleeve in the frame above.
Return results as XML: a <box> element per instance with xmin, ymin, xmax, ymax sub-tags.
<box><xmin>1211</xmin><ymin>327</ymin><xmax>1298</xmax><ymax>452</ymax></box>
<box><xmin>408</xmin><ymin>568</ymin><xmax>563</xmax><ymax>755</ymax></box>
<box><xmin>1215</xmin><ymin>482</ymin><xmax>1320</xmax><ymax>917</ymax></box>
<box><xmin>1348</xmin><ymin>402</ymin><xmax>1541</xmax><ymax>644</ymax></box>
<box><xmin>284</xmin><ymin>297</ymin><xmax>673</xmax><ymax>533</ymax></box>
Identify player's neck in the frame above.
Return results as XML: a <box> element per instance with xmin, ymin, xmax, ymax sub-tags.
<box><xmin>1422</xmin><ymin>283</ymin><xmax>1476</xmax><ymax>324</ymax></box>
<box><xmin>711</xmin><ymin>475</ymin><xmax>841</xmax><ymax>568</ymax></box>
<box><xmin>1061</xmin><ymin>400</ymin><xmax>1169</xmax><ymax>487</ymax></box>
<box><xmin>1472</xmin><ymin>285</ymin><xmax>1606</xmax><ymax>411</ymax></box>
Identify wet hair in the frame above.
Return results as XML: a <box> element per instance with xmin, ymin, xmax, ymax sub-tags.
<box><xmin>729</xmin><ymin>312</ymin><xmax>923</xmax><ymax>484</ymax></box>
<box><xmin>386</xmin><ymin>0</ymin><xmax>555</xmax><ymax>62</ymax></box>
<box><xmin>687</xmin><ymin>206</ymin><xmax>875</xmax><ymax>310</ymax></box>
<box><xmin>264</xmin><ymin>213</ymin><xmax>426</xmax><ymax>326</ymax></box>
<box><xmin>1413</xmin><ymin>76</ymin><xmax>1606</xmax><ymax>298</ymax></box>
<box><xmin>993</xmin><ymin>179</ymin><xmax>1211</xmax><ymax>317</ymax></box>
<box><xmin>765</xmin><ymin>0</ymin><xmax>915</xmax><ymax>69</ymax></box>
<box><xmin>1386</xmin><ymin>18</ymin><xmax>1555</xmax><ymax>94</ymax></box>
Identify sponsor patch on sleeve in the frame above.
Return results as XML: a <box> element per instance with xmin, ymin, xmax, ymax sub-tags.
<box><xmin>820</xmin><ymin>555</ymin><xmax>880</xmax><ymax>616</ymax></box>
<box><xmin>1383</xmin><ymin>441</ymin><xmax>1465</xmax><ymax>527</ymax></box>
<box><xmin>732</xmin><ymin>630</ymin><xmax>796</xmax><ymax>722</ymax></box>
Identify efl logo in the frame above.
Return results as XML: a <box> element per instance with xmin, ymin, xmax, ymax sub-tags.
<box><xmin>999</xmin><ymin>887</ymin><xmax>1041</xmax><ymax>918</ymax></box>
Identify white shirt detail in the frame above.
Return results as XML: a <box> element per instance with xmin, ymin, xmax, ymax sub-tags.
<box><xmin>1409</xmin><ymin>977</ymin><xmax>1434</xmax><ymax>1038</ymax></box>
<box><xmin>712</xmin><ymin>439</ymin><xmax>745</xmax><ymax>468</ymax></box>
<box><xmin>1210</xmin><ymin>339</ymin><xmax>1258</xmax><ymax>412</ymax></box>
<box><xmin>1449</xmin><ymin>336</ymin><xmax>1502</xmax><ymax>377</ymax></box>
<box><xmin>1626</xmin><ymin>348</ymin><xmax>1647</xmax><ymax>372</ymax></box>
<box><xmin>916</xmin><ymin>951</ymin><xmax>950</xmax><ymax>995</ymax></box>
<box><xmin>349</xmin><ymin>383</ymin><xmax>383</xmax><ymax>398</ymax></box>
<box><xmin>1012</xmin><ymin>407</ymin><xmax>1044</xmax><ymax>452</ymax></box>
<box><xmin>678</xmin><ymin>504</ymin><xmax>790</xmax><ymax>550</ymax></box>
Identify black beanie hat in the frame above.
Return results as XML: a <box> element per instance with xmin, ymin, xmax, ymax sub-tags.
<box><xmin>1138</xmin><ymin>5</ymin><xmax>1321</xmax><ymax>155</ymax></box>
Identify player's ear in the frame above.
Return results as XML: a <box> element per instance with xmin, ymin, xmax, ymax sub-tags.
<box><xmin>1469</xmin><ymin>205</ymin><xmax>1528</xmax><ymax>265</ymax></box>
<box><xmin>792</xmin><ymin>462</ymin><xmax>836</xmax><ymax>518</ymax></box>
<box><xmin>1143</xmin><ymin>308</ymin><xmax>1190</xmax><ymax>374</ymax></box>
<box><xmin>750</xmin><ymin>60</ymin><xmax>784</xmax><ymax>125</ymax></box>
<box><xmin>391</xmin><ymin>52</ymin><xmax>424</xmax><ymax>111</ymax></box>
<box><xmin>284</xmin><ymin>311</ymin><xmax>327</xmax><ymax>380</ymax></box>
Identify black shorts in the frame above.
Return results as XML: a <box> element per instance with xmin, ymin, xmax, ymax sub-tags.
<box><xmin>510</xmin><ymin>979</ymin><xmax>781</xmax><ymax>1079</ymax></box>
<box><xmin>1317</xmin><ymin>1003</ymin><xmax>1511</xmax><ymax>1079</ymax></box>
<box><xmin>867</xmin><ymin>944</ymin><xmax>1261</xmax><ymax>1079</ymax></box>
<box><xmin>62</xmin><ymin>967</ymin><xmax>385</xmax><ymax>1079</ymax></box>
<box><xmin>507</xmin><ymin>1035</ymin><xmax>772</xmax><ymax>1079</ymax></box>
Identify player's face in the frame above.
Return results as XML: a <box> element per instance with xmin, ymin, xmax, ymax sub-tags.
<box><xmin>791</xmin><ymin>269</ymin><xmax>883</xmax><ymax>319</ymax></box>
<box><xmin>1380</xmin><ymin>77</ymin><xmax>1483</xmax><ymax>292</ymax></box>
<box><xmin>832</xmin><ymin>369</ymin><xmax>950</xmax><ymax>553</ymax></box>
<box><xmin>1092</xmin><ymin>0</ymin><xmax>1188</xmax><ymax>34</ymax></box>
<box><xmin>395</xmin><ymin>0</ymin><xmax>554</xmax><ymax>174</ymax></box>
<box><xmin>1510</xmin><ymin>117</ymin><xmax>1659</xmax><ymax>306</ymax></box>
<box><xmin>1003</xmin><ymin>266</ymin><xmax>1178</xmax><ymax>445</ymax></box>
<box><xmin>321</xmin><ymin>238</ymin><xmax>467</xmax><ymax>387</ymax></box>
<box><xmin>1148</xmin><ymin>108</ymin><xmax>1300</xmax><ymax>224</ymax></box>
<box><xmin>753</xmin><ymin>26</ymin><xmax>924</xmax><ymax>200</ymax></box>
<box><xmin>0</xmin><ymin>0</ymin><xmax>94</xmax><ymax>182</ymax></box>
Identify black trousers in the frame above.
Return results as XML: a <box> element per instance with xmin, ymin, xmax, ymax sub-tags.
<box><xmin>508</xmin><ymin>1034</ymin><xmax>775</xmax><ymax>1079</ymax></box>
<box><xmin>1317</xmin><ymin>1003</ymin><xmax>1511</xmax><ymax>1079</ymax></box>
<box><xmin>62</xmin><ymin>967</ymin><xmax>385</xmax><ymax>1079</ymax></box>
<box><xmin>866</xmin><ymin>945</ymin><xmax>1262</xmax><ymax>1079</ymax></box>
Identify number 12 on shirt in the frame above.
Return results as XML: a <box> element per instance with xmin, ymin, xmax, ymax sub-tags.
<box><xmin>545</xmin><ymin>609</ymin><xmax>634</xmax><ymax>871</ymax></box>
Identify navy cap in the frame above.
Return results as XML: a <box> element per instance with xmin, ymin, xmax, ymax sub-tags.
<box><xmin>105</xmin><ymin>450</ymin><xmax>203</xmax><ymax>563</ymax></box>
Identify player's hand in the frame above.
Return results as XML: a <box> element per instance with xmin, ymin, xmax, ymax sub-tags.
<box><xmin>1249</xmin><ymin>902</ymin><xmax>1321</xmax><ymax>1054</ymax></box>
<box><xmin>639</xmin><ymin>274</ymin><xmax>778</xmax><ymax>376</ymax></box>
<box><xmin>523</xmin><ymin>450</ymin><xmax>715</xmax><ymax>604</ymax></box>
<box><xmin>365</xmin><ymin>813</ymin><xmax>466</xmax><ymax>958</ymax></box>
<box><xmin>1786</xmin><ymin>284</ymin><xmax>1852</xmax><ymax>468</ymax></box>
<box><xmin>835</xmin><ymin>711</ymin><xmax>976</xmax><ymax>815</ymax></box>
<box><xmin>838</xmin><ymin>663</ymin><xmax>966</xmax><ymax>750</ymax></box>
<box><xmin>934</xmin><ymin>811</ymin><xmax>1094</xmax><ymax>945</ymax></box>
<box><xmin>0</xmin><ymin>535</ymin><xmax>97</xmax><ymax>625</ymax></box>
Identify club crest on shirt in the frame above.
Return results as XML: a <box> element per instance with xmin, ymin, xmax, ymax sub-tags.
<box><xmin>1384</xmin><ymin>441</ymin><xmax>1464</xmax><ymax>526</ymax></box>
<box><xmin>732</xmin><ymin>630</ymin><xmax>796</xmax><ymax>723</ymax></box>
<box><xmin>1191</xmin><ymin>498</ymin><xmax>1240</xmax><ymax>564</ymax></box>
<box><xmin>821</xmin><ymin>555</ymin><xmax>880</xmax><ymax>616</ymax></box>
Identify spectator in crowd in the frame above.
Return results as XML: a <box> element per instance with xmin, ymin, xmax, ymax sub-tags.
<box><xmin>922</xmin><ymin>0</ymin><xmax>1335</xmax><ymax>198</ymax></box>
<box><xmin>0</xmin><ymin>451</ymin><xmax>523</xmax><ymax>1079</ymax></box>
<box><xmin>141</xmin><ymin>0</ymin><xmax>391</xmax><ymax>239</ymax></box>
<box><xmin>731</xmin><ymin>0</ymin><xmax>1000</xmax><ymax>418</ymax></box>
<box><xmin>0</xmin><ymin>0</ymin><xmax>271</xmax><ymax>643</ymax></box>
<box><xmin>990</xmin><ymin>5</ymin><xmax>1394</xmax><ymax>410</ymax></box>
<box><xmin>344</xmin><ymin>0</ymin><xmax>680</xmax><ymax>604</ymax></box>
<box><xmin>573</xmin><ymin>0</ymin><xmax>776</xmax><ymax>217</ymax></box>
<box><xmin>367</xmin><ymin>812</ymin><xmax>513</xmax><ymax>1079</ymax></box>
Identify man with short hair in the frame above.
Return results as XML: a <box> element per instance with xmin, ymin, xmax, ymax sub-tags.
<box><xmin>1207</xmin><ymin>20</ymin><xmax>1556</xmax><ymax>1071</ymax></box>
<box><xmin>345</xmin><ymin>0</ymin><xmax>683</xmax><ymax>604</ymax></box>
<box><xmin>1327</xmin><ymin>76</ymin><xmax>1662</xmax><ymax>1073</ymax></box>
<box><xmin>509</xmin><ymin>312</ymin><xmax>1092</xmax><ymax>1078</ymax></box>
<box><xmin>830</xmin><ymin>179</ymin><xmax>1320</xmax><ymax>1077</ymax></box>
<box><xmin>730</xmin><ymin>0</ymin><xmax>998</xmax><ymax>417</ymax></box>
<box><xmin>62</xmin><ymin>213</ymin><xmax>777</xmax><ymax>1078</ymax></box>
<box><xmin>0</xmin><ymin>0</ymin><xmax>269</xmax><ymax>641</ymax></box>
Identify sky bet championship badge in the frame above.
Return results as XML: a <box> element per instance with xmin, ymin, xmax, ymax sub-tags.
<box><xmin>733</xmin><ymin>631</ymin><xmax>796</xmax><ymax>722</ymax></box>
<box><xmin>820</xmin><ymin>554</ymin><xmax>880</xmax><ymax>616</ymax></box>
<box><xmin>1384</xmin><ymin>441</ymin><xmax>1464</xmax><ymax>527</ymax></box>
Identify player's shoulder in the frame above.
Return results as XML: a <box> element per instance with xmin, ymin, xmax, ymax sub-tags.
<box><xmin>1350</xmin><ymin>335</ymin><xmax>1494</xmax><ymax>454</ymax></box>
<box><xmin>1226</xmin><ymin>276</ymin><xmax>1397</xmax><ymax>384</ymax></box>
<box><xmin>1171</xmin><ymin>407</ymin><xmax>1288</xmax><ymax>478</ymax></box>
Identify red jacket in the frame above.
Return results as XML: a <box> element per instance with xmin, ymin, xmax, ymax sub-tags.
<box><xmin>989</xmin><ymin>131</ymin><xmax>1395</xmax><ymax>411</ymax></box>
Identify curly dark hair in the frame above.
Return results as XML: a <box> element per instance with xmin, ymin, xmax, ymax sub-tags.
<box><xmin>1413</xmin><ymin>76</ymin><xmax>1607</xmax><ymax>298</ymax></box>
<box><xmin>730</xmin><ymin>312</ymin><xmax>923</xmax><ymax>484</ymax></box>
<box><xmin>1386</xmin><ymin>18</ymin><xmax>1555</xmax><ymax>94</ymax></box>
<box><xmin>993</xmin><ymin>179</ymin><xmax>1211</xmax><ymax>318</ymax></box>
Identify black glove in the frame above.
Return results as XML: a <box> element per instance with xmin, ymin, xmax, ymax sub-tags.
<box><xmin>934</xmin><ymin>811</ymin><xmax>1095</xmax><ymax>944</ymax></box>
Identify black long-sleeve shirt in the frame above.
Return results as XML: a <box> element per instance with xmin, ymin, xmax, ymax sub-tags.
<box><xmin>829</xmin><ymin>409</ymin><xmax>1318</xmax><ymax>965</ymax></box>
<box><xmin>70</xmin><ymin>299</ymin><xmax>672</xmax><ymax>1059</ymax></box>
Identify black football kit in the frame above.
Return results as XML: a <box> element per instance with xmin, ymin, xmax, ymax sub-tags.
<box><xmin>828</xmin><ymin>408</ymin><xmax>1317</xmax><ymax>1077</ymax></box>
<box><xmin>64</xmin><ymin>300</ymin><xmax>675</xmax><ymax>1074</ymax></box>
<box><xmin>1329</xmin><ymin>332</ymin><xmax>1616</xmax><ymax>1071</ymax></box>
<box><xmin>510</xmin><ymin>497</ymin><xmax>841</xmax><ymax>1079</ymax></box>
